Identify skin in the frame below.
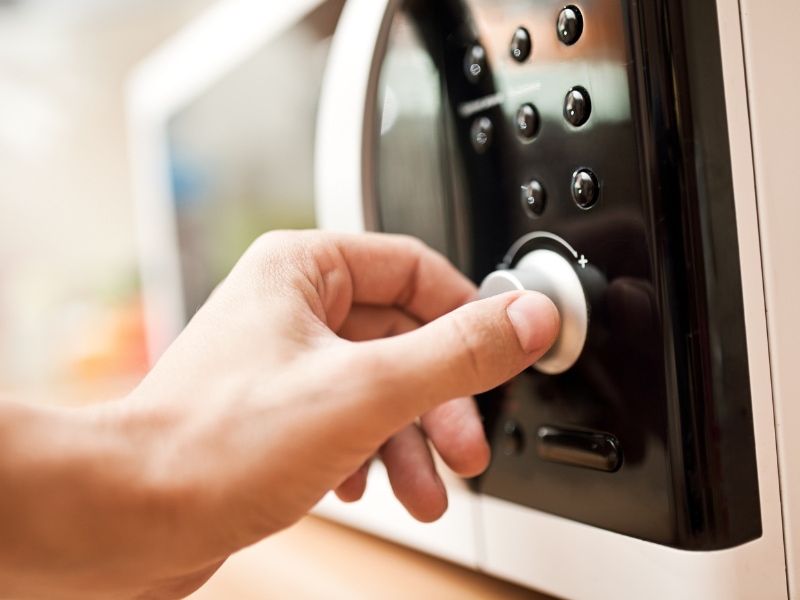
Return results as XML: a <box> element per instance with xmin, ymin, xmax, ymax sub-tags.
<box><xmin>0</xmin><ymin>231</ymin><xmax>559</xmax><ymax>600</ymax></box>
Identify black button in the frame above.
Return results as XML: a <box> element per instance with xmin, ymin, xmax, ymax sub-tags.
<box><xmin>557</xmin><ymin>6</ymin><xmax>584</xmax><ymax>45</ymax></box>
<box><xmin>510</xmin><ymin>27</ymin><xmax>532</xmax><ymax>62</ymax></box>
<box><xmin>463</xmin><ymin>44</ymin><xmax>487</xmax><ymax>84</ymax></box>
<box><xmin>502</xmin><ymin>420</ymin><xmax>525</xmax><ymax>456</ymax></box>
<box><xmin>536</xmin><ymin>426</ymin><xmax>622</xmax><ymax>472</ymax></box>
<box><xmin>521</xmin><ymin>180</ymin><xmax>546</xmax><ymax>217</ymax></box>
<box><xmin>564</xmin><ymin>86</ymin><xmax>591</xmax><ymax>126</ymax></box>
<box><xmin>516</xmin><ymin>104</ymin><xmax>539</xmax><ymax>139</ymax></box>
<box><xmin>470</xmin><ymin>116</ymin><xmax>494</xmax><ymax>153</ymax></box>
<box><xmin>572</xmin><ymin>168</ymin><xmax>600</xmax><ymax>209</ymax></box>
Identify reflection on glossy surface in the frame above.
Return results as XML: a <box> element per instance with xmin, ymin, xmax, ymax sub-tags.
<box><xmin>571</xmin><ymin>168</ymin><xmax>599</xmax><ymax>208</ymax></box>
<box><xmin>509</xmin><ymin>27</ymin><xmax>532</xmax><ymax>62</ymax></box>
<box><xmin>563</xmin><ymin>86</ymin><xmax>591</xmax><ymax>126</ymax></box>
<box><xmin>371</xmin><ymin>0</ymin><xmax>759</xmax><ymax>550</ymax></box>
<box><xmin>557</xmin><ymin>6</ymin><xmax>584</xmax><ymax>46</ymax></box>
<box><xmin>515</xmin><ymin>103</ymin><xmax>539</xmax><ymax>139</ymax></box>
<box><xmin>375</xmin><ymin>10</ymin><xmax>463</xmax><ymax>265</ymax></box>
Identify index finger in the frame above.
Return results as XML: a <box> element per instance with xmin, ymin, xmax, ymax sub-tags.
<box><xmin>284</xmin><ymin>231</ymin><xmax>477</xmax><ymax>330</ymax></box>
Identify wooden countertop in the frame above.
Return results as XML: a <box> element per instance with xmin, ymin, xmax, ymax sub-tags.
<box><xmin>186</xmin><ymin>516</ymin><xmax>555</xmax><ymax>600</ymax></box>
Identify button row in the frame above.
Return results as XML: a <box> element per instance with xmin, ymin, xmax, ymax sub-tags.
<box><xmin>511</xmin><ymin>5</ymin><xmax>584</xmax><ymax>64</ymax></box>
<box><xmin>469</xmin><ymin>88</ymin><xmax>593</xmax><ymax>150</ymax></box>
<box><xmin>464</xmin><ymin>5</ymin><xmax>585</xmax><ymax>83</ymax></box>
<box><xmin>469</xmin><ymin>87</ymin><xmax>592</xmax><ymax>151</ymax></box>
<box><xmin>514</xmin><ymin>86</ymin><xmax>592</xmax><ymax>143</ymax></box>
<box><xmin>521</xmin><ymin>169</ymin><xmax>600</xmax><ymax>217</ymax></box>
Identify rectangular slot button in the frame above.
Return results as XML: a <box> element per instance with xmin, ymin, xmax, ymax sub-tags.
<box><xmin>536</xmin><ymin>426</ymin><xmax>622</xmax><ymax>472</ymax></box>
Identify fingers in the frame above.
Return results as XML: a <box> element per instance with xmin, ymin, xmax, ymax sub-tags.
<box><xmin>334</xmin><ymin>461</ymin><xmax>371</xmax><ymax>503</ymax></box>
<box><xmin>343</xmin><ymin>290</ymin><xmax>560</xmax><ymax>429</ymax></box>
<box><xmin>420</xmin><ymin>397</ymin><xmax>490</xmax><ymax>478</ymax></box>
<box><xmin>329</xmin><ymin>232</ymin><xmax>476</xmax><ymax>323</ymax></box>
<box><xmin>380</xmin><ymin>424</ymin><xmax>447</xmax><ymax>523</ymax></box>
<box><xmin>336</xmin><ymin>306</ymin><xmax>421</xmax><ymax>341</ymax></box>
<box><xmin>335</xmin><ymin>398</ymin><xmax>488</xmax><ymax>513</ymax></box>
<box><xmin>238</xmin><ymin>231</ymin><xmax>476</xmax><ymax>332</ymax></box>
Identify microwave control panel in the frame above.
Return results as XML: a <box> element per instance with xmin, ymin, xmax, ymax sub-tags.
<box><xmin>370</xmin><ymin>0</ymin><xmax>760</xmax><ymax>550</ymax></box>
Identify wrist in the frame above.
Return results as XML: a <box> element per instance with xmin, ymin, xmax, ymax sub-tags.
<box><xmin>0</xmin><ymin>397</ymin><xmax>217</xmax><ymax>598</ymax></box>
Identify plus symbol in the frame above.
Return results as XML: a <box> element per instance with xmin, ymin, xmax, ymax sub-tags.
<box><xmin>578</xmin><ymin>255</ymin><xmax>588</xmax><ymax>269</ymax></box>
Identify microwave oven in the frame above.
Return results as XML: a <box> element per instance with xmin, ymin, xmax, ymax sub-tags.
<box><xmin>312</xmin><ymin>0</ymin><xmax>799</xmax><ymax>597</ymax></box>
<box><xmin>128</xmin><ymin>0</ymin><xmax>800</xmax><ymax>598</ymax></box>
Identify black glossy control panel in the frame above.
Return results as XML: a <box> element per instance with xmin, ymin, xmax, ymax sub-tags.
<box><xmin>370</xmin><ymin>0</ymin><xmax>760</xmax><ymax>549</ymax></box>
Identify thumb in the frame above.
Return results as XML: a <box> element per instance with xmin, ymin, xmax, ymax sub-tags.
<box><xmin>349</xmin><ymin>290</ymin><xmax>560</xmax><ymax>427</ymax></box>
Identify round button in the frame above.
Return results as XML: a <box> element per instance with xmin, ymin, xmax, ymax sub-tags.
<box><xmin>510</xmin><ymin>27</ymin><xmax>532</xmax><ymax>62</ymax></box>
<box><xmin>521</xmin><ymin>180</ymin><xmax>546</xmax><ymax>218</ymax></box>
<box><xmin>564</xmin><ymin>87</ymin><xmax>591</xmax><ymax>126</ymax></box>
<box><xmin>463</xmin><ymin>44</ymin><xmax>487</xmax><ymax>84</ymax></box>
<box><xmin>471</xmin><ymin>116</ymin><xmax>494</xmax><ymax>153</ymax></box>
<box><xmin>516</xmin><ymin>104</ymin><xmax>539</xmax><ymax>139</ymax></box>
<box><xmin>502</xmin><ymin>420</ymin><xmax>525</xmax><ymax>456</ymax></box>
<box><xmin>557</xmin><ymin>6</ymin><xmax>584</xmax><ymax>45</ymax></box>
<box><xmin>479</xmin><ymin>249</ymin><xmax>588</xmax><ymax>374</ymax></box>
<box><xmin>572</xmin><ymin>168</ymin><xmax>600</xmax><ymax>209</ymax></box>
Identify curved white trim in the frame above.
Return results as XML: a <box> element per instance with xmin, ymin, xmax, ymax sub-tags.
<box><xmin>314</xmin><ymin>0</ymin><xmax>400</xmax><ymax>233</ymax></box>
<box><xmin>311</xmin><ymin>0</ymin><xmax>482</xmax><ymax>571</ymax></box>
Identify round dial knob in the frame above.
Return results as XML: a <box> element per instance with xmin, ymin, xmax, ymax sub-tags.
<box><xmin>478</xmin><ymin>249</ymin><xmax>588</xmax><ymax>374</ymax></box>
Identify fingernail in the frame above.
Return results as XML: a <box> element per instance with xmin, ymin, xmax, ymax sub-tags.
<box><xmin>507</xmin><ymin>293</ymin><xmax>560</xmax><ymax>354</ymax></box>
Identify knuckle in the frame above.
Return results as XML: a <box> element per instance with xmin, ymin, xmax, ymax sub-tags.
<box><xmin>447</xmin><ymin>302</ymin><xmax>522</xmax><ymax>393</ymax></box>
<box><xmin>447</xmin><ymin>309</ymin><xmax>491</xmax><ymax>390</ymax></box>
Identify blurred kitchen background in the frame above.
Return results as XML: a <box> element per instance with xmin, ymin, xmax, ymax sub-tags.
<box><xmin>0</xmin><ymin>0</ymin><xmax>340</xmax><ymax>400</ymax></box>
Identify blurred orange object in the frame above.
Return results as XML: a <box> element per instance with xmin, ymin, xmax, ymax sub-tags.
<box><xmin>63</xmin><ymin>299</ymin><xmax>149</xmax><ymax>384</ymax></box>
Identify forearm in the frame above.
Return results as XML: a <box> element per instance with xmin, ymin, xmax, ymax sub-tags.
<box><xmin>0</xmin><ymin>398</ymin><xmax>217</xmax><ymax>599</ymax></box>
<box><xmin>0</xmin><ymin>230</ymin><xmax>559</xmax><ymax>599</ymax></box>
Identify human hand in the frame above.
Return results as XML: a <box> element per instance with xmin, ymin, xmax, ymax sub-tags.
<box><xmin>0</xmin><ymin>231</ymin><xmax>558</xmax><ymax>599</ymax></box>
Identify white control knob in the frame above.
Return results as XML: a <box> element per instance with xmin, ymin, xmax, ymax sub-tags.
<box><xmin>479</xmin><ymin>249</ymin><xmax>588</xmax><ymax>374</ymax></box>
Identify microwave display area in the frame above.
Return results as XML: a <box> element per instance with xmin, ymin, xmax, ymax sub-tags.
<box><xmin>370</xmin><ymin>0</ymin><xmax>760</xmax><ymax>550</ymax></box>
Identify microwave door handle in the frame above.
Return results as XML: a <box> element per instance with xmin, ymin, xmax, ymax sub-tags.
<box><xmin>315</xmin><ymin>0</ymin><xmax>401</xmax><ymax>233</ymax></box>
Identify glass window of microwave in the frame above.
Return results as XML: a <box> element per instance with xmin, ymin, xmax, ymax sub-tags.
<box><xmin>374</xmin><ymin>6</ymin><xmax>470</xmax><ymax>272</ymax></box>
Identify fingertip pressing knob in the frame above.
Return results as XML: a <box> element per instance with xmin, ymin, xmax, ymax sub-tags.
<box><xmin>478</xmin><ymin>249</ymin><xmax>588</xmax><ymax>374</ymax></box>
